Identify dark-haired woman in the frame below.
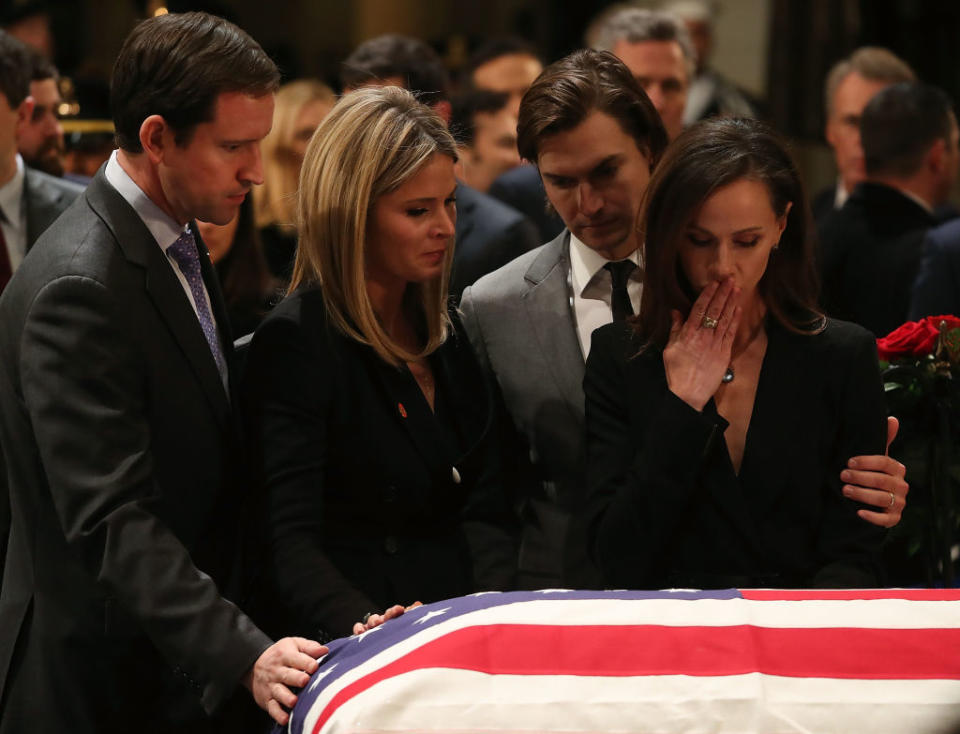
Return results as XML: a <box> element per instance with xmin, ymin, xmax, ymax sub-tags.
<box><xmin>196</xmin><ymin>198</ymin><xmax>280</xmax><ymax>338</ymax></box>
<box><xmin>585</xmin><ymin>117</ymin><xmax>887</xmax><ymax>590</ymax></box>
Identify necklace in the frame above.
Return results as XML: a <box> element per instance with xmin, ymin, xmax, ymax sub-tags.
<box><xmin>722</xmin><ymin>317</ymin><xmax>766</xmax><ymax>384</ymax></box>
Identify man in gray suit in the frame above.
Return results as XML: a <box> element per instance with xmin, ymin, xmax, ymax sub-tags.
<box><xmin>461</xmin><ymin>49</ymin><xmax>910</xmax><ymax>590</ymax></box>
<box><xmin>0</xmin><ymin>30</ymin><xmax>81</xmax><ymax>295</ymax></box>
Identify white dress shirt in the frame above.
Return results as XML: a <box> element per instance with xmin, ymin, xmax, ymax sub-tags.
<box><xmin>0</xmin><ymin>155</ymin><xmax>27</xmax><ymax>271</ymax></box>
<box><xmin>105</xmin><ymin>151</ymin><xmax>219</xmax><ymax>324</ymax></box>
<box><xmin>833</xmin><ymin>178</ymin><xmax>849</xmax><ymax>209</ymax></box>
<box><xmin>569</xmin><ymin>232</ymin><xmax>643</xmax><ymax>358</ymax></box>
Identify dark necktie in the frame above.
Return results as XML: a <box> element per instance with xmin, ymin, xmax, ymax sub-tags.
<box><xmin>0</xmin><ymin>219</ymin><xmax>11</xmax><ymax>294</ymax></box>
<box><xmin>167</xmin><ymin>228</ymin><xmax>227</xmax><ymax>378</ymax></box>
<box><xmin>604</xmin><ymin>260</ymin><xmax>636</xmax><ymax>321</ymax></box>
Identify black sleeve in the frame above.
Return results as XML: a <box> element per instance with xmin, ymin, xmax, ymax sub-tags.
<box><xmin>812</xmin><ymin>327</ymin><xmax>887</xmax><ymax>587</ymax></box>
<box><xmin>243</xmin><ymin>315</ymin><xmax>376</xmax><ymax>639</ymax></box>
<box><xmin>583</xmin><ymin>325</ymin><xmax>724</xmax><ymax>588</ymax></box>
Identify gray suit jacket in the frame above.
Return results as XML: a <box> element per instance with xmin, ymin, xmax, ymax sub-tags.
<box><xmin>461</xmin><ymin>230</ymin><xmax>599</xmax><ymax>588</ymax></box>
<box><xmin>24</xmin><ymin>167</ymin><xmax>84</xmax><ymax>252</ymax></box>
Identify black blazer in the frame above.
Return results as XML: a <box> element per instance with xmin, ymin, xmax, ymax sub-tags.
<box><xmin>584</xmin><ymin>318</ymin><xmax>887</xmax><ymax>590</ymax></box>
<box><xmin>0</xmin><ymin>170</ymin><xmax>270</xmax><ymax>732</ymax></box>
<box><xmin>819</xmin><ymin>182</ymin><xmax>936</xmax><ymax>337</ymax></box>
<box><xmin>242</xmin><ymin>288</ymin><xmax>515</xmax><ymax>641</ymax></box>
<box><xmin>488</xmin><ymin>164</ymin><xmax>565</xmax><ymax>244</ymax></box>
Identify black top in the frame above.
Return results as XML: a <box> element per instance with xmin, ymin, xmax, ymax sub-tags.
<box><xmin>241</xmin><ymin>287</ymin><xmax>516</xmax><ymax>640</ymax></box>
<box><xmin>584</xmin><ymin>317</ymin><xmax>887</xmax><ymax>590</ymax></box>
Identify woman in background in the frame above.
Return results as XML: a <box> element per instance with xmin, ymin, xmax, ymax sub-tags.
<box><xmin>243</xmin><ymin>87</ymin><xmax>515</xmax><ymax>642</ymax></box>
<box><xmin>253</xmin><ymin>79</ymin><xmax>336</xmax><ymax>281</ymax></box>
<box><xmin>585</xmin><ymin>117</ymin><xmax>887</xmax><ymax>590</ymax></box>
<box><xmin>196</xmin><ymin>198</ymin><xmax>279</xmax><ymax>337</ymax></box>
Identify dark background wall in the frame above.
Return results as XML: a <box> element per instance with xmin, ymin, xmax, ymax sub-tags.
<box><xmin>31</xmin><ymin>0</ymin><xmax>960</xmax><ymax>198</ymax></box>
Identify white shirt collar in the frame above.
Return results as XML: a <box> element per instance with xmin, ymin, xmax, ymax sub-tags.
<box><xmin>899</xmin><ymin>188</ymin><xmax>934</xmax><ymax>214</ymax></box>
<box><xmin>0</xmin><ymin>154</ymin><xmax>25</xmax><ymax>229</ymax></box>
<box><xmin>569</xmin><ymin>231</ymin><xmax>641</xmax><ymax>296</ymax></box>
<box><xmin>834</xmin><ymin>177</ymin><xmax>848</xmax><ymax>209</ymax></box>
<box><xmin>104</xmin><ymin>150</ymin><xmax>186</xmax><ymax>249</ymax></box>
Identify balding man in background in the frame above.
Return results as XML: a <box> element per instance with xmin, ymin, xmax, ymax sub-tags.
<box><xmin>813</xmin><ymin>47</ymin><xmax>916</xmax><ymax>228</ymax></box>
<box><xmin>589</xmin><ymin>6</ymin><xmax>695</xmax><ymax>141</ymax></box>
<box><xmin>820</xmin><ymin>82</ymin><xmax>959</xmax><ymax>337</ymax></box>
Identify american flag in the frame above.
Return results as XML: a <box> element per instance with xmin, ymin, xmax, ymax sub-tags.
<box><xmin>281</xmin><ymin>588</ymin><xmax>960</xmax><ymax>734</ymax></box>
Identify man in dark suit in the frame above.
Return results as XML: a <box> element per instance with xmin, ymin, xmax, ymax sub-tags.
<box><xmin>820</xmin><ymin>82</ymin><xmax>959</xmax><ymax>338</ymax></box>
<box><xmin>17</xmin><ymin>44</ymin><xmax>66</xmax><ymax>178</ymax></box>
<box><xmin>488</xmin><ymin>7</ymin><xmax>698</xmax><ymax>246</ymax></box>
<box><xmin>0</xmin><ymin>12</ymin><xmax>323</xmax><ymax>733</ymax></box>
<box><xmin>341</xmin><ymin>34</ymin><xmax>540</xmax><ymax>300</ymax></box>
<box><xmin>462</xmin><ymin>50</ymin><xmax>912</xmax><ymax>591</ymax></box>
<box><xmin>812</xmin><ymin>47</ymin><xmax>916</xmax><ymax>232</ymax></box>
<box><xmin>464</xmin><ymin>36</ymin><xmax>543</xmax><ymax>120</ymax></box>
<box><xmin>0</xmin><ymin>31</ymin><xmax>81</xmax><ymax>295</ymax></box>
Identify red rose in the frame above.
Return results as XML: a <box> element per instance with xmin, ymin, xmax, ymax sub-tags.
<box><xmin>877</xmin><ymin>319</ymin><xmax>940</xmax><ymax>360</ymax></box>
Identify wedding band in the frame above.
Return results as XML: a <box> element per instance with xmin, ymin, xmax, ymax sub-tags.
<box><xmin>888</xmin><ymin>491</ymin><xmax>896</xmax><ymax>509</ymax></box>
<box><xmin>701</xmin><ymin>315</ymin><xmax>719</xmax><ymax>329</ymax></box>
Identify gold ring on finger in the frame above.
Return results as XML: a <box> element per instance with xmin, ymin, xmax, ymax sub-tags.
<box><xmin>701</xmin><ymin>315</ymin><xmax>719</xmax><ymax>329</ymax></box>
<box><xmin>888</xmin><ymin>491</ymin><xmax>896</xmax><ymax>509</ymax></box>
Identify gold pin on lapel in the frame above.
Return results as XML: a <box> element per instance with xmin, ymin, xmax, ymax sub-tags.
<box><xmin>398</xmin><ymin>403</ymin><xmax>407</xmax><ymax>418</ymax></box>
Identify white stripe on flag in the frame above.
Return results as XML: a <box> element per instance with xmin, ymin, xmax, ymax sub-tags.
<box><xmin>318</xmin><ymin>670</ymin><xmax>960</xmax><ymax>734</ymax></box>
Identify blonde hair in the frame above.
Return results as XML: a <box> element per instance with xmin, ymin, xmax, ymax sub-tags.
<box><xmin>254</xmin><ymin>78</ymin><xmax>336</xmax><ymax>230</ymax></box>
<box><xmin>290</xmin><ymin>86</ymin><xmax>457</xmax><ymax>366</ymax></box>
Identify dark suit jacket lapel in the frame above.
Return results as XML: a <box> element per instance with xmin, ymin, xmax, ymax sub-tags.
<box><xmin>522</xmin><ymin>231</ymin><xmax>585</xmax><ymax>421</ymax></box>
<box><xmin>23</xmin><ymin>169</ymin><xmax>66</xmax><ymax>250</ymax></box>
<box><xmin>84</xmin><ymin>171</ymin><xmax>230</xmax><ymax>425</ymax></box>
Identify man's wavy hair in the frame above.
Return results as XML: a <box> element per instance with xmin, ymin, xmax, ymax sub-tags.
<box><xmin>516</xmin><ymin>48</ymin><xmax>668</xmax><ymax>167</ymax></box>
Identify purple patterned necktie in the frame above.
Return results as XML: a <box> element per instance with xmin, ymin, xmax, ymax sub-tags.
<box><xmin>167</xmin><ymin>227</ymin><xmax>227</xmax><ymax>379</ymax></box>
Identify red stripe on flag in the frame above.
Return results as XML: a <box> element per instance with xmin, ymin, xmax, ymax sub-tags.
<box><xmin>740</xmin><ymin>589</ymin><xmax>960</xmax><ymax>601</ymax></box>
<box><xmin>311</xmin><ymin>624</ymin><xmax>960</xmax><ymax>733</ymax></box>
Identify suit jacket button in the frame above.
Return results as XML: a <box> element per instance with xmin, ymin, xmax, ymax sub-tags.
<box><xmin>384</xmin><ymin>536</ymin><xmax>398</xmax><ymax>554</ymax></box>
<box><xmin>451</xmin><ymin>466</ymin><xmax>461</xmax><ymax>484</ymax></box>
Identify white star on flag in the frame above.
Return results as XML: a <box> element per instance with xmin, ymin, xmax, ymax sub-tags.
<box><xmin>307</xmin><ymin>662</ymin><xmax>338</xmax><ymax>694</ymax></box>
<box><xmin>413</xmin><ymin>607</ymin><xmax>451</xmax><ymax>625</ymax></box>
<box><xmin>355</xmin><ymin>625</ymin><xmax>384</xmax><ymax>642</ymax></box>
